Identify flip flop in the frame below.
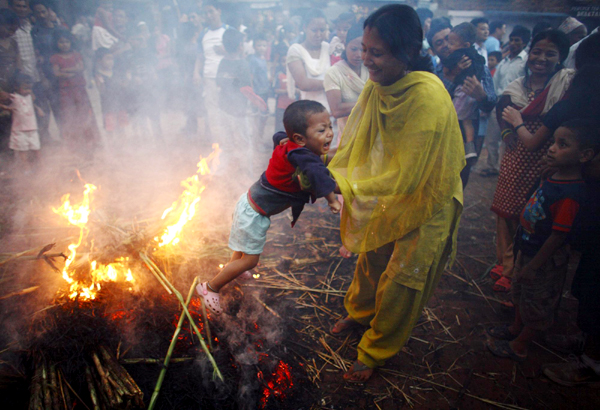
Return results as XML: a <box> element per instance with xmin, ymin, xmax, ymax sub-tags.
<box><xmin>486</xmin><ymin>339</ymin><xmax>527</xmax><ymax>362</ymax></box>
<box><xmin>490</xmin><ymin>264</ymin><xmax>504</xmax><ymax>281</ymax></box>
<box><xmin>486</xmin><ymin>324</ymin><xmax>518</xmax><ymax>341</ymax></box>
<box><xmin>493</xmin><ymin>276</ymin><xmax>512</xmax><ymax>292</ymax></box>
<box><xmin>343</xmin><ymin>361</ymin><xmax>374</xmax><ymax>383</ymax></box>
<box><xmin>330</xmin><ymin>316</ymin><xmax>361</xmax><ymax>336</ymax></box>
<box><xmin>196</xmin><ymin>282</ymin><xmax>223</xmax><ymax>315</ymax></box>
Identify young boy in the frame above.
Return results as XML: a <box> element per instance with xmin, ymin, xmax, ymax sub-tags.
<box><xmin>486</xmin><ymin>119</ymin><xmax>598</xmax><ymax>362</ymax></box>
<box><xmin>247</xmin><ymin>33</ymin><xmax>270</xmax><ymax>138</ymax></box>
<box><xmin>0</xmin><ymin>74</ymin><xmax>43</xmax><ymax>174</ymax></box>
<box><xmin>197</xmin><ymin>100</ymin><xmax>341</xmax><ymax>314</ymax></box>
<box><xmin>487</xmin><ymin>51</ymin><xmax>502</xmax><ymax>77</ymax></box>
<box><xmin>443</xmin><ymin>22</ymin><xmax>486</xmax><ymax>161</ymax></box>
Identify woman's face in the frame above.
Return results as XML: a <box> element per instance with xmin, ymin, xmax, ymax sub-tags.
<box><xmin>527</xmin><ymin>38</ymin><xmax>560</xmax><ymax>76</ymax></box>
<box><xmin>362</xmin><ymin>26</ymin><xmax>406</xmax><ymax>86</ymax></box>
<box><xmin>345</xmin><ymin>36</ymin><xmax>363</xmax><ymax>69</ymax></box>
<box><xmin>304</xmin><ymin>17</ymin><xmax>327</xmax><ymax>48</ymax></box>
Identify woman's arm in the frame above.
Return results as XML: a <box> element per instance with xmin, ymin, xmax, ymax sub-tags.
<box><xmin>326</xmin><ymin>89</ymin><xmax>356</xmax><ymax>119</ymax></box>
<box><xmin>496</xmin><ymin>95</ymin><xmax>519</xmax><ymax>150</ymax></box>
<box><xmin>288</xmin><ymin>60</ymin><xmax>324</xmax><ymax>92</ymax></box>
<box><xmin>502</xmin><ymin>106</ymin><xmax>553</xmax><ymax>151</ymax></box>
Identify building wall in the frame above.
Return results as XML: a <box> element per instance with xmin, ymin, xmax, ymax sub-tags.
<box><xmin>437</xmin><ymin>0</ymin><xmax>570</xmax><ymax>13</ymax></box>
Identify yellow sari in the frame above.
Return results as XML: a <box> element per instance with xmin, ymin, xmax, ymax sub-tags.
<box><xmin>328</xmin><ymin>71</ymin><xmax>465</xmax><ymax>254</ymax></box>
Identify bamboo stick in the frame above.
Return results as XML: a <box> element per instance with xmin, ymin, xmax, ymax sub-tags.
<box><xmin>85</xmin><ymin>367</ymin><xmax>101</xmax><ymax>410</ymax></box>
<box><xmin>148</xmin><ymin>277</ymin><xmax>198</xmax><ymax>410</ymax></box>
<box><xmin>140</xmin><ymin>252</ymin><xmax>223</xmax><ymax>381</ymax></box>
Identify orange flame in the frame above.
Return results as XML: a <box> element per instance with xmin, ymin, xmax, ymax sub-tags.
<box><xmin>53</xmin><ymin>185</ymin><xmax>136</xmax><ymax>301</ymax></box>
<box><xmin>155</xmin><ymin>144</ymin><xmax>221</xmax><ymax>248</ymax></box>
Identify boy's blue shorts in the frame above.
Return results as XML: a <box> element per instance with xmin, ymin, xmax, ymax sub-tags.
<box><xmin>228</xmin><ymin>193</ymin><xmax>271</xmax><ymax>255</ymax></box>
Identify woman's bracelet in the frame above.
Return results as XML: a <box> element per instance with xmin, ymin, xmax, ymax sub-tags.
<box><xmin>514</xmin><ymin>123</ymin><xmax>525</xmax><ymax>132</ymax></box>
<box><xmin>501</xmin><ymin>129</ymin><xmax>514</xmax><ymax>141</ymax></box>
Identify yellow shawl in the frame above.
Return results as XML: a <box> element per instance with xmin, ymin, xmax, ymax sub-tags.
<box><xmin>328</xmin><ymin>71</ymin><xmax>465</xmax><ymax>253</ymax></box>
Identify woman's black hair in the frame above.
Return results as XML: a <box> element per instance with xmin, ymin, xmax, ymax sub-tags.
<box><xmin>575</xmin><ymin>32</ymin><xmax>600</xmax><ymax>70</ymax></box>
<box><xmin>567</xmin><ymin>64</ymin><xmax>600</xmax><ymax>111</ymax></box>
<box><xmin>364</xmin><ymin>4</ymin><xmax>432</xmax><ymax>72</ymax></box>
<box><xmin>53</xmin><ymin>28</ymin><xmax>77</xmax><ymax>52</ymax></box>
<box><xmin>341</xmin><ymin>22</ymin><xmax>364</xmax><ymax>62</ymax></box>
<box><xmin>532</xmin><ymin>21</ymin><xmax>552</xmax><ymax>40</ymax></box>
<box><xmin>530</xmin><ymin>29</ymin><xmax>570</xmax><ymax>64</ymax></box>
<box><xmin>301</xmin><ymin>8</ymin><xmax>327</xmax><ymax>29</ymax></box>
<box><xmin>0</xmin><ymin>8</ymin><xmax>19</xmax><ymax>27</ymax></box>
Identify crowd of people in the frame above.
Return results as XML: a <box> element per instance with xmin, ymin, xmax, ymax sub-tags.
<box><xmin>1</xmin><ymin>0</ymin><xmax>600</xmax><ymax>389</ymax></box>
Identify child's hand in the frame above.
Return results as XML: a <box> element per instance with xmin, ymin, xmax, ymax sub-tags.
<box><xmin>35</xmin><ymin>106</ymin><xmax>45</xmax><ymax>117</ymax></box>
<box><xmin>279</xmin><ymin>137</ymin><xmax>289</xmax><ymax>146</ymax></box>
<box><xmin>502</xmin><ymin>106</ymin><xmax>523</xmax><ymax>128</ymax></box>
<box><xmin>329</xmin><ymin>199</ymin><xmax>342</xmax><ymax>214</ymax></box>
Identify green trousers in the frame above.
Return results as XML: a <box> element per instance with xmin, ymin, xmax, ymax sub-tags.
<box><xmin>344</xmin><ymin>197</ymin><xmax>462</xmax><ymax>369</ymax></box>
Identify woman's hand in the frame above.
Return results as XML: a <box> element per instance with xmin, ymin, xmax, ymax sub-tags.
<box><xmin>502</xmin><ymin>106</ymin><xmax>523</xmax><ymax>128</ymax></box>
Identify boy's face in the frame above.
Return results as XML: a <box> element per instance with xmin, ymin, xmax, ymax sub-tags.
<box><xmin>475</xmin><ymin>23</ymin><xmax>489</xmax><ymax>43</ymax></box>
<box><xmin>11</xmin><ymin>0</ymin><xmax>30</xmax><ymax>19</ymax></box>
<box><xmin>254</xmin><ymin>40</ymin><xmax>268</xmax><ymax>57</ymax></box>
<box><xmin>336</xmin><ymin>21</ymin><xmax>352</xmax><ymax>44</ymax></box>
<box><xmin>33</xmin><ymin>4</ymin><xmax>49</xmax><ymax>22</ymax></box>
<box><xmin>547</xmin><ymin>127</ymin><xmax>591</xmax><ymax>168</ymax></box>
<box><xmin>488</xmin><ymin>55</ymin><xmax>498</xmax><ymax>69</ymax></box>
<box><xmin>295</xmin><ymin>111</ymin><xmax>334</xmax><ymax>156</ymax></box>
<box><xmin>509</xmin><ymin>35</ymin><xmax>525</xmax><ymax>56</ymax></box>
<box><xmin>18</xmin><ymin>83</ymin><xmax>33</xmax><ymax>96</ymax></box>
<box><xmin>204</xmin><ymin>6</ymin><xmax>221</xmax><ymax>26</ymax></box>
<box><xmin>447</xmin><ymin>31</ymin><xmax>469</xmax><ymax>53</ymax></box>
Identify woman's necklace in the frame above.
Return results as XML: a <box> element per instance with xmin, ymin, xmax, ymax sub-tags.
<box><xmin>525</xmin><ymin>74</ymin><xmax>551</xmax><ymax>99</ymax></box>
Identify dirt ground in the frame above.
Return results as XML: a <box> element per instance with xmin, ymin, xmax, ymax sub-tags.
<box><xmin>0</xmin><ymin>134</ymin><xmax>599</xmax><ymax>409</ymax></box>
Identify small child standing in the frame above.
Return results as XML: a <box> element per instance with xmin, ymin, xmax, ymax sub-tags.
<box><xmin>487</xmin><ymin>51</ymin><xmax>502</xmax><ymax>77</ymax></box>
<box><xmin>1</xmin><ymin>74</ymin><xmax>43</xmax><ymax>173</ymax></box>
<box><xmin>50</xmin><ymin>29</ymin><xmax>100</xmax><ymax>152</ymax></box>
<box><xmin>196</xmin><ymin>100</ymin><xmax>341</xmax><ymax>314</ymax></box>
<box><xmin>486</xmin><ymin>119</ymin><xmax>598</xmax><ymax>362</ymax></box>
<box><xmin>247</xmin><ymin>33</ymin><xmax>270</xmax><ymax>139</ymax></box>
<box><xmin>442</xmin><ymin>22</ymin><xmax>486</xmax><ymax>160</ymax></box>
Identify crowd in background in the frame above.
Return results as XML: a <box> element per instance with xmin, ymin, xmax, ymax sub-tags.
<box><xmin>1</xmin><ymin>0</ymin><xmax>600</xmax><ymax>387</ymax></box>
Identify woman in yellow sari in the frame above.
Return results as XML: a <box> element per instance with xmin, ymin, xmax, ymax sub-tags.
<box><xmin>328</xmin><ymin>5</ymin><xmax>465</xmax><ymax>382</ymax></box>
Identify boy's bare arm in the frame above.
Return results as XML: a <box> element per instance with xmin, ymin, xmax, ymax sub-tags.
<box><xmin>325</xmin><ymin>192</ymin><xmax>341</xmax><ymax>214</ymax></box>
<box><xmin>516</xmin><ymin>231</ymin><xmax>567</xmax><ymax>282</ymax></box>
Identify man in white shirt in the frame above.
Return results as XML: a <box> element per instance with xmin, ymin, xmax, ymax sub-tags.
<box><xmin>493</xmin><ymin>25</ymin><xmax>530</xmax><ymax>96</ymax></box>
<box><xmin>194</xmin><ymin>1</ymin><xmax>227</xmax><ymax>139</ymax></box>
<box><xmin>470</xmin><ymin>17</ymin><xmax>489</xmax><ymax>65</ymax></box>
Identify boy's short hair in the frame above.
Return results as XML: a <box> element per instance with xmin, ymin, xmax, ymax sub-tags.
<box><xmin>426</xmin><ymin>17</ymin><xmax>451</xmax><ymax>47</ymax></box>
<box><xmin>470</xmin><ymin>17</ymin><xmax>489</xmax><ymax>28</ymax></box>
<box><xmin>489</xmin><ymin>20</ymin><xmax>505</xmax><ymax>33</ymax></box>
<box><xmin>29</xmin><ymin>0</ymin><xmax>48</xmax><ymax>10</ymax></box>
<box><xmin>510</xmin><ymin>25</ymin><xmax>531</xmax><ymax>45</ymax></box>
<box><xmin>222</xmin><ymin>28</ymin><xmax>244</xmax><ymax>53</ymax></box>
<box><xmin>451</xmin><ymin>22</ymin><xmax>476</xmax><ymax>46</ymax></box>
<box><xmin>561</xmin><ymin>119</ymin><xmax>600</xmax><ymax>154</ymax></box>
<box><xmin>283</xmin><ymin>100</ymin><xmax>327</xmax><ymax>139</ymax></box>
<box><xmin>13</xmin><ymin>72</ymin><xmax>33</xmax><ymax>89</ymax></box>
<box><xmin>488</xmin><ymin>51</ymin><xmax>502</xmax><ymax>61</ymax></box>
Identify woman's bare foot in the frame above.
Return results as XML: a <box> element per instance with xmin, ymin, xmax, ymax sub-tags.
<box><xmin>343</xmin><ymin>360</ymin><xmax>374</xmax><ymax>382</ymax></box>
<box><xmin>339</xmin><ymin>245</ymin><xmax>352</xmax><ymax>258</ymax></box>
<box><xmin>330</xmin><ymin>316</ymin><xmax>361</xmax><ymax>335</ymax></box>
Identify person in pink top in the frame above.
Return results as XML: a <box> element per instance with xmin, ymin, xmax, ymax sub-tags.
<box><xmin>0</xmin><ymin>73</ymin><xmax>43</xmax><ymax>173</ymax></box>
<box><xmin>50</xmin><ymin>29</ymin><xmax>100</xmax><ymax>153</ymax></box>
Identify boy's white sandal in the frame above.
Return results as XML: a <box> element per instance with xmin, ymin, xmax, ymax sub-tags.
<box><xmin>196</xmin><ymin>282</ymin><xmax>223</xmax><ymax>315</ymax></box>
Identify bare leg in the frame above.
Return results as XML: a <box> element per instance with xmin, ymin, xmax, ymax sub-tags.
<box><xmin>508</xmin><ymin>303</ymin><xmax>524</xmax><ymax>336</ymax></box>
<box><xmin>208</xmin><ymin>253</ymin><xmax>260</xmax><ymax>292</ymax></box>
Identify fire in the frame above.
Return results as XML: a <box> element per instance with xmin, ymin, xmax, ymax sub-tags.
<box><xmin>53</xmin><ymin>185</ymin><xmax>136</xmax><ymax>301</ymax></box>
<box><xmin>155</xmin><ymin>144</ymin><xmax>221</xmax><ymax>248</ymax></box>
<box><xmin>259</xmin><ymin>361</ymin><xmax>294</xmax><ymax>408</ymax></box>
